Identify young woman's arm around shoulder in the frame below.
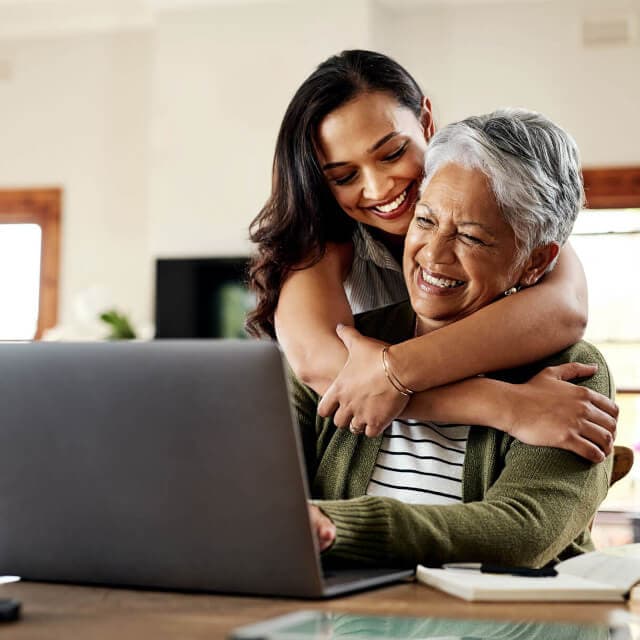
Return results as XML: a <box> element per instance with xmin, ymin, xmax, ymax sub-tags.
<box><xmin>275</xmin><ymin>241</ymin><xmax>355</xmax><ymax>394</ymax></box>
<box><xmin>278</xmin><ymin>242</ymin><xmax>616</xmax><ymax>461</ymax></box>
<box><xmin>318</xmin><ymin>243</ymin><xmax>590</xmax><ymax>430</ymax></box>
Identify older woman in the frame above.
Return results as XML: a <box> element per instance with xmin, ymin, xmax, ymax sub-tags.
<box><xmin>296</xmin><ymin>108</ymin><xmax>613</xmax><ymax>569</ymax></box>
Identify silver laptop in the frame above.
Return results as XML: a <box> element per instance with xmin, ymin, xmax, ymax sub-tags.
<box><xmin>0</xmin><ymin>340</ymin><xmax>412</xmax><ymax>598</ymax></box>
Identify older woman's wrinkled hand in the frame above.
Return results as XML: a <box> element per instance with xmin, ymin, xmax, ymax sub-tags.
<box><xmin>506</xmin><ymin>362</ymin><xmax>618</xmax><ymax>462</ymax></box>
<box><xmin>308</xmin><ymin>504</ymin><xmax>336</xmax><ymax>552</ymax></box>
<box><xmin>317</xmin><ymin>325</ymin><xmax>410</xmax><ymax>438</ymax></box>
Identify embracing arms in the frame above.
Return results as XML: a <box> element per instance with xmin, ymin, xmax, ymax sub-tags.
<box><xmin>316</xmin><ymin>243</ymin><xmax>589</xmax><ymax>430</ymax></box>
<box><xmin>276</xmin><ymin>243</ymin><xmax>616</xmax><ymax>460</ymax></box>
<box><xmin>276</xmin><ymin>243</ymin><xmax>587</xmax><ymax>396</ymax></box>
<box><xmin>398</xmin><ymin>362</ymin><xmax>616</xmax><ymax>462</ymax></box>
<box><xmin>386</xmin><ymin>243</ymin><xmax>588</xmax><ymax>391</ymax></box>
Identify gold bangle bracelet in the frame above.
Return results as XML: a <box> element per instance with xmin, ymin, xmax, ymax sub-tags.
<box><xmin>381</xmin><ymin>346</ymin><xmax>415</xmax><ymax>397</ymax></box>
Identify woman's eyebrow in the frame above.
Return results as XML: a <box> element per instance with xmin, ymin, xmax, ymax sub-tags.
<box><xmin>415</xmin><ymin>201</ymin><xmax>433</xmax><ymax>213</ymax></box>
<box><xmin>322</xmin><ymin>160</ymin><xmax>348</xmax><ymax>170</ymax></box>
<box><xmin>367</xmin><ymin>131</ymin><xmax>399</xmax><ymax>153</ymax></box>
<box><xmin>322</xmin><ymin>132</ymin><xmax>401</xmax><ymax>171</ymax></box>
<box><xmin>459</xmin><ymin>221</ymin><xmax>497</xmax><ymax>238</ymax></box>
<box><xmin>416</xmin><ymin>205</ymin><xmax>497</xmax><ymax>238</ymax></box>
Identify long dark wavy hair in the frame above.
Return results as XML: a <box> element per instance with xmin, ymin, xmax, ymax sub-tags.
<box><xmin>246</xmin><ymin>50</ymin><xmax>425</xmax><ymax>338</ymax></box>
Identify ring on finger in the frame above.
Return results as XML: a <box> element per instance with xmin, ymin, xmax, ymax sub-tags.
<box><xmin>349</xmin><ymin>420</ymin><xmax>365</xmax><ymax>435</ymax></box>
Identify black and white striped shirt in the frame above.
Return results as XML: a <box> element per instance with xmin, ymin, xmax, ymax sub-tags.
<box><xmin>366</xmin><ymin>420</ymin><xmax>469</xmax><ymax>505</ymax></box>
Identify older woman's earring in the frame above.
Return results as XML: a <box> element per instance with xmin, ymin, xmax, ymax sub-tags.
<box><xmin>503</xmin><ymin>286</ymin><xmax>519</xmax><ymax>297</ymax></box>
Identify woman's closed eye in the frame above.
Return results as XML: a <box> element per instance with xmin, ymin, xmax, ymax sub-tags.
<box><xmin>415</xmin><ymin>215</ymin><xmax>435</xmax><ymax>228</ymax></box>
<box><xmin>383</xmin><ymin>140</ymin><xmax>409</xmax><ymax>162</ymax></box>
<box><xmin>332</xmin><ymin>172</ymin><xmax>357</xmax><ymax>186</ymax></box>
<box><xmin>459</xmin><ymin>232</ymin><xmax>486</xmax><ymax>246</ymax></box>
<box><xmin>383</xmin><ymin>141</ymin><xmax>409</xmax><ymax>162</ymax></box>
<box><xmin>415</xmin><ymin>216</ymin><xmax>488</xmax><ymax>246</ymax></box>
<box><xmin>331</xmin><ymin>142</ymin><xmax>409</xmax><ymax>186</ymax></box>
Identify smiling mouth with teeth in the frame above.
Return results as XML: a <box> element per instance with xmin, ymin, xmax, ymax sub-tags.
<box><xmin>372</xmin><ymin>186</ymin><xmax>409</xmax><ymax>214</ymax></box>
<box><xmin>421</xmin><ymin>270</ymin><xmax>464</xmax><ymax>289</ymax></box>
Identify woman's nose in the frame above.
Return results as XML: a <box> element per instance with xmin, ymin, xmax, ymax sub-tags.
<box><xmin>420</xmin><ymin>232</ymin><xmax>455</xmax><ymax>265</ymax></box>
<box><xmin>362</xmin><ymin>168</ymin><xmax>393</xmax><ymax>202</ymax></box>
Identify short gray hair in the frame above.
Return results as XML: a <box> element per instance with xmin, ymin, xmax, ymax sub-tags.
<box><xmin>423</xmin><ymin>108</ymin><xmax>584</xmax><ymax>270</ymax></box>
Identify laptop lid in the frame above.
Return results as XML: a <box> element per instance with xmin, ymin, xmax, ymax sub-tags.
<box><xmin>0</xmin><ymin>340</ymin><xmax>412</xmax><ymax>598</ymax></box>
<box><xmin>0</xmin><ymin>340</ymin><xmax>334</xmax><ymax>596</ymax></box>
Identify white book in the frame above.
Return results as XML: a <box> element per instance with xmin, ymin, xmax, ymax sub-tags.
<box><xmin>416</xmin><ymin>543</ymin><xmax>640</xmax><ymax>602</ymax></box>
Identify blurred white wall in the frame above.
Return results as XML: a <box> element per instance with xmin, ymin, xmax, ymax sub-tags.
<box><xmin>376</xmin><ymin>0</ymin><xmax>640</xmax><ymax>165</ymax></box>
<box><xmin>0</xmin><ymin>0</ymin><xmax>638</xmax><ymax>330</ymax></box>
<box><xmin>0</xmin><ymin>30</ymin><xmax>153</xmax><ymax>330</ymax></box>
<box><xmin>148</xmin><ymin>0</ymin><xmax>373</xmax><ymax>258</ymax></box>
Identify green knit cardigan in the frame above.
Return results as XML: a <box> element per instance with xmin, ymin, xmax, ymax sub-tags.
<box><xmin>290</xmin><ymin>301</ymin><xmax>614</xmax><ymax>569</ymax></box>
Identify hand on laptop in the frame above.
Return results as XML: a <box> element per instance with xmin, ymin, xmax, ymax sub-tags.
<box><xmin>308</xmin><ymin>505</ymin><xmax>336</xmax><ymax>552</ymax></box>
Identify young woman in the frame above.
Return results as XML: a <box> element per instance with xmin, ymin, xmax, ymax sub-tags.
<box><xmin>247</xmin><ymin>50</ymin><xmax>617</xmax><ymax>462</ymax></box>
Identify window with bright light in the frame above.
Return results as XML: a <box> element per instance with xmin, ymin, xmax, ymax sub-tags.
<box><xmin>0</xmin><ymin>224</ymin><xmax>42</xmax><ymax>340</ymax></box>
<box><xmin>0</xmin><ymin>188</ymin><xmax>61</xmax><ymax>339</ymax></box>
<box><xmin>571</xmin><ymin>208</ymin><xmax>640</xmax><ymax>518</ymax></box>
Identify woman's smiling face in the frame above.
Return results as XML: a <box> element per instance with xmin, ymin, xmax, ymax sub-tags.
<box><xmin>404</xmin><ymin>163</ymin><xmax>523</xmax><ymax>334</ymax></box>
<box><xmin>315</xmin><ymin>91</ymin><xmax>430</xmax><ymax>239</ymax></box>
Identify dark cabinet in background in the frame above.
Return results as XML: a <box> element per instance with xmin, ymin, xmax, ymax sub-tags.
<box><xmin>154</xmin><ymin>257</ymin><xmax>253</xmax><ymax>339</ymax></box>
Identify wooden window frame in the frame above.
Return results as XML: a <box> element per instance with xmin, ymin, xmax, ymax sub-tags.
<box><xmin>0</xmin><ymin>188</ymin><xmax>61</xmax><ymax>339</ymax></box>
<box><xmin>582</xmin><ymin>166</ymin><xmax>640</xmax><ymax>209</ymax></box>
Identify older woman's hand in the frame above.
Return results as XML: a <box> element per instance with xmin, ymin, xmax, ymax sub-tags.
<box><xmin>317</xmin><ymin>325</ymin><xmax>409</xmax><ymax>438</ymax></box>
<box><xmin>308</xmin><ymin>504</ymin><xmax>336</xmax><ymax>552</ymax></box>
<box><xmin>505</xmin><ymin>362</ymin><xmax>618</xmax><ymax>462</ymax></box>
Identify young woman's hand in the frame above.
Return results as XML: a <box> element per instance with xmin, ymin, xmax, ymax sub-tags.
<box><xmin>505</xmin><ymin>362</ymin><xmax>618</xmax><ymax>462</ymax></box>
<box><xmin>317</xmin><ymin>325</ymin><xmax>409</xmax><ymax>438</ymax></box>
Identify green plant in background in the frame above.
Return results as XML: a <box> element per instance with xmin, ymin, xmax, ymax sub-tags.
<box><xmin>217</xmin><ymin>283</ymin><xmax>255</xmax><ymax>338</ymax></box>
<box><xmin>99</xmin><ymin>309</ymin><xmax>136</xmax><ymax>340</ymax></box>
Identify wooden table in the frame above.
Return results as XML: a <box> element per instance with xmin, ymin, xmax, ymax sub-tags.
<box><xmin>2</xmin><ymin>579</ymin><xmax>638</xmax><ymax>639</ymax></box>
